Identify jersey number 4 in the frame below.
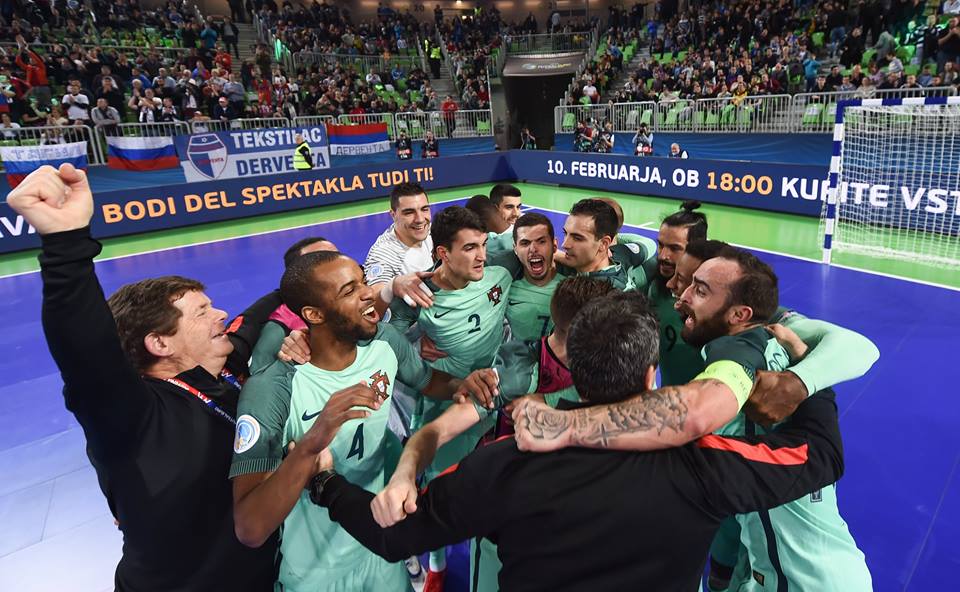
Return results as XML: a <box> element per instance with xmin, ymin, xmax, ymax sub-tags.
<box><xmin>346</xmin><ymin>424</ymin><xmax>365</xmax><ymax>461</ymax></box>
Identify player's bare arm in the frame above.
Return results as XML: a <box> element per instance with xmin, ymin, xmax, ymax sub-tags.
<box><xmin>371</xmin><ymin>402</ymin><xmax>482</xmax><ymax>528</ymax></box>
<box><xmin>512</xmin><ymin>379</ymin><xmax>739</xmax><ymax>452</ymax></box>
<box><xmin>233</xmin><ymin>383</ymin><xmax>382</xmax><ymax>547</ymax></box>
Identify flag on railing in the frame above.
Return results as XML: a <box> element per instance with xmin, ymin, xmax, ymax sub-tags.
<box><xmin>326</xmin><ymin>122</ymin><xmax>390</xmax><ymax>156</ymax></box>
<box><xmin>1</xmin><ymin>142</ymin><xmax>88</xmax><ymax>188</ymax></box>
<box><xmin>106</xmin><ymin>136</ymin><xmax>179</xmax><ymax>171</ymax></box>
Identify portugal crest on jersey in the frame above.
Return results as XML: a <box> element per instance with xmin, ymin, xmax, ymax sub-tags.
<box><xmin>369</xmin><ymin>370</ymin><xmax>390</xmax><ymax>398</ymax></box>
<box><xmin>487</xmin><ymin>285</ymin><xmax>503</xmax><ymax>305</ymax></box>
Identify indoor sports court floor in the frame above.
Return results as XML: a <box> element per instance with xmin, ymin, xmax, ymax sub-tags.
<box><xmin>1</xmin><ymin>182</ymin><xmax>958</xmax><ymax>591</ymax></box>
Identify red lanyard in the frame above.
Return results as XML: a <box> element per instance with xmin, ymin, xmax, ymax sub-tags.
<box><xmin>164</xmin><ymin>376</ymin><xmax>237</xmax><ymax>426</ymax></box>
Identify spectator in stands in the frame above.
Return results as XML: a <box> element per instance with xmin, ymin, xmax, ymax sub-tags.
<box><xmin>91</xmin><ymin>97</ymin><xmax>122</xmax><ymax>135</ymax></box>
<box><xmin>887</xmin><ymin>52</ymin><xmax>904</xmax><ymax>75</ymax></box>
<box><xmin>224</xmin><ymin>73</ymin><xmax>246</xmax><ymax>115</ymax></box>
<box><xmin>15</xmin><ymin>42</ymin><xmax>50</xmax><ymax>110</ymax></box>
<box><xmin>841</xmin><ymin>27</ymin><xmax>866</xmax><ymax>67</ymax></box>
<box><xmin>670</xmin><ymin>142</ymin><xmax>689</xmax><ymax>159</ymax></box>
<box><xmin>222</xmin><ymin>16</ymin><xmax>241</xmax><ymax>58</ymax></box>
<box><xmin>946</xmin><ymin>0</ymin><xmax>960</xmax><ymax>14</ymax></box>
<box><xmin>938</xmin><ymin>17</ymin><xmax>960</xmax><ymax>73</ymax></box>
<box><xmin>159</xmin><ymin>97</ymin><xmax>181</xmax><ymax>122</ymax></box>
<box><xmin>422</xmin><ymin>130</ymin><xmax>439</xmax><ymax>158</ymax></box>
<box><xmin>131</xmin><ymin>88</ymin><xmax>162</xmax><ymax>123</ymax></box>
<box><xmin>62</xmin><ymin>82</ymin><xmax>90</xmax><ymax>124</ymax></box>
<box><xmin>213</xmin><ymin>95</ymin><xmax>239</xmax><ymax>122</ymax></box>
<box><xmin>441</xmin><ymin>94</ymin><xmax>458</xmax><ymax>138</ymax></box>
<box><xmin>803</xmin><ymin>51</ymin><xmax>821</xmax><ymax>91</ymax></box>
<box><xmin>0</xmin><ymin>113</ymin><xmax>20</xmax><ymax>140</ymax></box>
<box><xmin>201</xmin><ymin>19</ymin><xmax>219</xmax><ymax>51</ymax></box>
<box><xmin>520</xmin><ymin>127</ymin><xmax>537</xmax><ymax>150</ymax></box>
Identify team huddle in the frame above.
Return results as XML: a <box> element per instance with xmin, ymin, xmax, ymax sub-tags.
<box><xmin>8</xmin><ymin>166</ymin><xmax>879</xmax><ymax>592</ymax></box>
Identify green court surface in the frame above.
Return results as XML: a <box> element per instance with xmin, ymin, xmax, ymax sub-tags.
<box><xmin>2</xmin><ymin>182</ymin><xmax>958</xmax><ymax>289</ymax></box>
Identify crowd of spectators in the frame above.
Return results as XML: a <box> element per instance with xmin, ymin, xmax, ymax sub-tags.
<box><xmin>567</xmin><ymin>0</ymin><xmax>960</xmax><ymax>109</ymax></box>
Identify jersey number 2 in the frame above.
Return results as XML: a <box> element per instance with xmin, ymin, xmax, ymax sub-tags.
<box><xmin>467</xmin><ymin>313</ymin><xmax>481</xmax><ymax>334</ymax></box>
<box><xmin>347</xmin><ymin>424</ymin><xmax>365</xmax><ymax>461</ymax></box>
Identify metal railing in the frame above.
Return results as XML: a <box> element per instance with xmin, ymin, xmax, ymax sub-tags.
<box><xmin>293</xmin><ymin>52</ymin><xmax>423</xmax><ymax>76</ymax></box>
<box><xmin>554</xmin><ymin>86</ymin><xmax>959</xmax><ymax>134</ymax></box>
<box><xmin>0</xmin><ymin>42</ymin><xmax>191</xmax><ymax>62</ymax></box>
<box><xmin>394</xmin><ymin>109</ymin><xmax>493</xmax><ymax>140</ymax></box>
<box><xmin>0</xmin><ymin>124</ymin><xmax>105</xmax><ymax>165</ymax></box>
<box><xmin>292</xmin><ymin>115</ymin><xmax>336</xmax><ymax>128</ymax></box>
<box><xmin>502</xmin><ymin>32</ymin><xmax>593</xmax><ymax>54</ymax></box>
<box><xmin>188</xmin><ymin>117</ymin><xmax>291</xmax><ymax>134</ymax></box>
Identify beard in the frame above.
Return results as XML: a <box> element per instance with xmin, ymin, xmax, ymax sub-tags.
<box><xmin>680</xmin><ymin>308</ymin><xmax>731</xmax><ymax>349</ymax></box>
<box><xmin>327</xmin><ymin>307</ymin><xmax>378</xmax><ymax>343</ymax></box>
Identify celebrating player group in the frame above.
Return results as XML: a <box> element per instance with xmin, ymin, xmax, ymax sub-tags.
<box><xmin>8</xmin><ymin>165</ymin><xmax>878</xmax><ymax>592</ymax></box>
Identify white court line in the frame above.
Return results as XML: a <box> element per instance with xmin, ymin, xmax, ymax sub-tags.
<box><xmin>529</xmin><ymin>204</ymin><xmax>960</xmax><ymax>293</ymax></box>
<box><xmin>4</xmin><ymin>197</ymin><xmax>958</xmax><ymax>292</ymax></box>
<box><xmin>0</xmin><ymin>196</ymin><xmax>471</xmax><ymax>281</ymax></box>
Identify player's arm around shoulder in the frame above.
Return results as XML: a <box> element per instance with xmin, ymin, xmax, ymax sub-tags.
<box><xmin>778</xmin><ymin>312</ymin><xmax>880</xmax><ymax>394</ymax></box>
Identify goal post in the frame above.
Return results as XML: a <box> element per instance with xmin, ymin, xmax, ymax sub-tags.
<box><xmin>820</xmin><ymin>95</ymin><xmax>960</xmax><ymax>267</ymax></box>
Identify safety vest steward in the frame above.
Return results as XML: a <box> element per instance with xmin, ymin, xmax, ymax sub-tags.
<box><xmin>293</xmin><ymin>142</ymin><xmax>311</xmax><ymax>169</ymax></box>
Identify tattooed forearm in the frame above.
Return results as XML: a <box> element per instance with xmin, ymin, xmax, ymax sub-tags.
<box><xmin>572</xmin><ymin>387</ymin><xmax>690</xmax><ymax>448</ymax></box>
<box><xmin>521</xmin><ymin>406</ymin><xmax>574</xmax><ymax>442</ymax></box>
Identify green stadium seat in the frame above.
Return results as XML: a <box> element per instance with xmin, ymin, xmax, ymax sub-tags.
<box><xmin>821</xmin><ymin>103</ymin><xmax>838</xmax><ymax>125</ymax></box>
<box><xmin>410</xmin><ymin>118</ymin><xmax>423</xmax><ymax>136</ymax></box>
<box><xmin>625</xmin><ymin>109</ymin><xmax>639</xmax><ymax>128</ymax></box>
<box><xmin>705</xmin><ymin>110</ymin><xmax>719</xmax><ymax>126</ymax></box>
<box><xmin>861</xmin><ymin>49</ymin><xmax>877</xmax><ymax>66</ymax></box>
<box><xmin>736</xmin><ymin>106</ymin><xmax>753</xmax><ymax>126</ymax></box>
<box><xmin>897</xmin><ymin>45</ymin><xmax>916</xmax><ymax>63</ymax></box>
<box><xmin>812</xmin><ymin>32</ymin><xmax>825</xmax><ymax>48</ymax></box>
<box><xmin>19</xmin><ymin>138</ymin><xmax>40</xmax><ymax>146</ymax></box>
<box><xmin>561</xmin><ymin>112</ymin><xmax>576</xmax><ymax>132</ymax></box>
<box><xmin>803</xmin><ymin>103</ymin><xmax>825</xmax><ymax>126</ymax></box>
<box><xmin>904</xmin><ymin>64</ymin><xmax>920</xmax><ymax>76</ymax></box>
<box><xmin>477</xmin><ymin>120</ymin><xmax>491</xmax><ymax>134</ymax></box>
<box><xmin>640</xmin><ymin>109</ymin><xmax>653</xmax><ymax>126</ymax></box>
<box><xmin>720</xmin><ymin>104</ymin><xmax>737</xmax><ymax>127</ymax></box>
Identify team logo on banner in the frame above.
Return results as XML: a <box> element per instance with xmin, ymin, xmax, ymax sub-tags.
<box><xmin>186</xmin><ymin>134</ymin><xmax>228</xmax><ymax>179</ymax></box>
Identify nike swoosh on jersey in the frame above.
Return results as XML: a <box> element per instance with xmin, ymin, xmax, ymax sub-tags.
<box><xmin>508</xmin><ymin>300</ymin><xmax>523</xmax><ymax>306</ymax></box>
<box><xmin>301</xmin><ymin>410</ymin><xmax>322</xmax><ymax>421</ymax></box>
<box><xmin>434</xmin><ymin>310</ymin><xmax>454</xmax><ymax>318</ymax></box>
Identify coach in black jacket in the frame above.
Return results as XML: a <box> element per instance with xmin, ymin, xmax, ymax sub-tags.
<box><xmin>314</xmin><ymin>291</ymin><xmax>845</xmax><ymax>592</ymax></box>
<box><xmin>7</xmin><ymin>164</ymin><xmax>374</xmax><ymax>591</ymax></box>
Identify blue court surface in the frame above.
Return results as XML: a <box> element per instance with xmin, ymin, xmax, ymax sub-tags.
<box><xmin>0</xmin><ymin>200</ymin><xmax>958</xmax><ymax>591</ymax></box>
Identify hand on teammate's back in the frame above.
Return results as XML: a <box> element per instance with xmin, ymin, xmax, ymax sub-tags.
<box><xmin>512</xmin><ymin>396</ymin><xmax>574</xmax><ymax>453</ymax></box>
<box><xmin>6</xmin><ymin>164</ymin><xmax>94</xmax><ymax>235</ymax></box>
<box><xmin>744</xmin><ymin>369</ymin><xmax>807</xmax><ymax>427</ymax></box>
<box><xmin>371</xmin><ymin>476</ymin><xmax>419</xmax><ymax>528</ymax></box>
<box><xmin>765</xmin><ymin>323</ymin><xmax>809</xmax><ymax>362</ymax></box>
<box><xmin>419</xmin><ymin>334</ymin><xmax>448</xmax><ymax>362</ymax></box>
<box><xmin>279</xmin><ymin>329</ymin><xmax>311</xmax><ymax>364</ymax></box>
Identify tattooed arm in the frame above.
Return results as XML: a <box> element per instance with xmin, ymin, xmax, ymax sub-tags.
<box><xmin>511</xmin><ymin>379</ymin><xmax>740</xmax><ymax>452</ymax></box>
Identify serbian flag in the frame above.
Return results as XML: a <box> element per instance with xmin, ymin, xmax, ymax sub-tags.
<box><xmin>106</xmin><ymin>136</ymin><xmax>179</xmax><ymax>171</ymax></box>
<box><xmin>1</xmin><ymin>142</ymin><xmax>88</xmax><ymax>188</ymax></box>
<box><xmin>327</xmin><ymin>122</ymin><xmax>390</xmax><ymax>156</ymax></box>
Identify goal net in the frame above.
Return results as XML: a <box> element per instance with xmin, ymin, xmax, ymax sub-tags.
<box><xmin>820</xmin><ymin>97</ymin><xmax>960</xmax><ymax>267</ymax></box>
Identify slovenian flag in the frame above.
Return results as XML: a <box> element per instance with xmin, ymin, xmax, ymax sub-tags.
<box><xmin>106</xmin><ymin>136</ymin><xmax>179</xmax><ymax>171</ymax></box>
<box><xmin>327</xmin><ymin>122</ymin><xmax>390</xmax><ymax>156</ymax></box>
<box><xmin>1</xmin><ymin>142</ymin><xmax>88</xmax><ymax>188</ymax></box>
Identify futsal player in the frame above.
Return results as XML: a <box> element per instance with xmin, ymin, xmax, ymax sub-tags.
<box><xmin>386</xmin><ymin>206</ymin><xmax>513</xmax><ymax>589</ymax></box>
<box><xmin>248</xmin><ymin>236</ymin><xmax>338</xmax><ymax>375</ymax></box>
<box><xmin>310</xmin><ymin>290</ymin><xmax>848</xmax><ymax>592</ymax></box>
<box><xmin>370</xmin><ymin>277</ymin><xmax>615</xmax><ymax>592</ymax></box>
<box><xmin>488</xmin><ymin>183</ymin><xmax>522</xmax><ymax>229</ymax></box>
<box><xmin>465</xmin><ymin>194</ymin><xmax>513</xmax><ymax>254</ymax></box>
<box><xmin>492</xmin><ymin>198</ymin><xmax>655</xmax><ymax>291</ymax></box>
<box><xmin>364</xmin><ymin>183</ymin><xmax>436</xmax><ymax>315</ymax></box>
<box><xmin>230</xmin><ymin>251</ymin><xmax>494</xmax><ymax>592</ymax></box>
<box><xmin>504</xmin><ymin>213</ymin><xmax>563</xmax><ymax>342</ymax></box>
<box><xmin>516</xmin><ymin>246</ymin><xmax>875</xmax><ymax>592</ymax></box>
